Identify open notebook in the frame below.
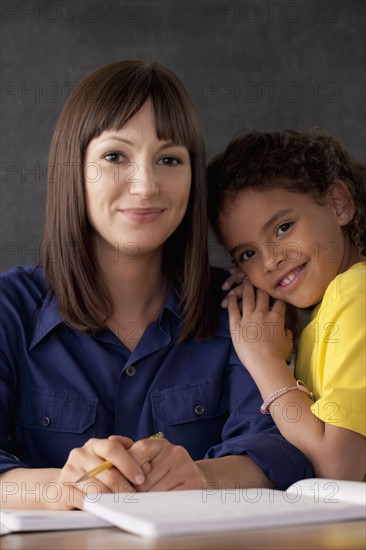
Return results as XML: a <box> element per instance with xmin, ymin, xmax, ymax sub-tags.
<box><xmin>2</xmin><ymin>478</ymin><xmax>364</xmax><ymax>538</ymax></box>
<box><xmin>84</xmin><ymin>478</ymin><xmax>366</xmax><ymax>537</ymax></box>
<box><xmin>0</xmin><ymin>510</ymin><xmax>111</xmax><ymax>535</ymax></box>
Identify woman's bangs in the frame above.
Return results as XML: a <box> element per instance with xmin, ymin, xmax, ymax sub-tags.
<box><xmin>89</xmin><ymin>90</ymin><xmax>147</xmax><ymax>140</ymax></box>
<box><xmin>150</xmin><ymin>85</ymin><xmax>195</xmax><ymax>151</ymax></box>
<box><xmin>80</xmin><ymin>65</ymin><xmax>196</xmax><ymax>153</ymax></box>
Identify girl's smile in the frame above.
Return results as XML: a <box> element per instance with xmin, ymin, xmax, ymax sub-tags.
<box><xmin>219</xmin><ymin>185</ymin><xmax>358</xmax><ymax>308</ymax></box>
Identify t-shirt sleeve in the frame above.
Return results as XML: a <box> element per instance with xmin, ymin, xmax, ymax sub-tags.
<box><xmin>310</xmin><ymin>288</ymin><xmax>366</xmax><ymax>437</ymax></box>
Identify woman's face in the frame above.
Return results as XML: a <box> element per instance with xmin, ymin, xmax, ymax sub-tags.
<box><xmin>84</xmin><ymin>100</ymin><xmax>191</xmax><ymax>260</ymax></box>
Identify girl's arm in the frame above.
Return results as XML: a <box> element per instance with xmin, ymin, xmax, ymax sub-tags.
<box><xmin>227</xmin><ymin>280</ymin><xmax>365</xmax><ymax>480</ymax></box>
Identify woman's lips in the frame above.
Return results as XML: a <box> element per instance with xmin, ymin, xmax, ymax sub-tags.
<box><xmin>118</xmin><ymin>208</ymin><xmax>165</xmax><ymax>223</ymax></box>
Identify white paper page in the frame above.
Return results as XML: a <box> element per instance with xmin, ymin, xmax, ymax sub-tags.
<box><xmin>0</xmin><ymin>523</ymin><xmax>12</xmax><ymax>536</ymax></box>
<box><xmin>0</xmin><ymin>509</ymin><xmax>112</xmax><ymax>532</ymax></box>
<box><xmin>287</xmin><ymin>478</ymin><xmax>366</xmax><ymax>506</ymax></box>
<box><xmin>84</xmin><ymin>487</ymin><xmax>366</xmax><ymax>537</ymax></box>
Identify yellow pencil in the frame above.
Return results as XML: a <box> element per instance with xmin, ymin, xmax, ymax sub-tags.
<box><xmin>75</xmin><ymin>432</ymin><xmax>164</xmax><ymax>483</ymax></box>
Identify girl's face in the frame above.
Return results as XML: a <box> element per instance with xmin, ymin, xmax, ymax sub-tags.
<box><xmin>84</xmin><ymin>100</ymin><xmax>191</xmax><ymax>260</ymax></box>
<box><xmin>219</xmin><ymin>186</ymin><xmax>356</xmax><ymax>308</ymax></box>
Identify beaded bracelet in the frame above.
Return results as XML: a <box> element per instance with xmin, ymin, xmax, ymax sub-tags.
<box><xmin>260</xmin><ymin>380</ymin><xmax>313</xmax><ymax>415</ymax></box>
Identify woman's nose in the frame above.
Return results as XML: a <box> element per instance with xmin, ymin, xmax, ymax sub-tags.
<box><xmin>128</xmin><ymin>161</ymin><xmax>159</xmax><ymax>199</ymax></box>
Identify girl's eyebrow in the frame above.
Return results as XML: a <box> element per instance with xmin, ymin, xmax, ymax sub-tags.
<box><xmin>228</xmin><ymin>208</ymin><xmax>293</xmax><ymax>257</ymax></box>
<box><xmin>229</xmin><ymin>242</ymin><xmax>246</xmax><ymax>257</ymax></box>
<box><xmin>261</xmin><ymin>208</ymin><xmax>293</xmax><ymax>233</ymax></box>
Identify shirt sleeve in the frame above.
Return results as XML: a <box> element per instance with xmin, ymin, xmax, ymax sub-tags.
<box><xmin>310</xmin><ymin>289</ymin><xmax>366</xmax><ymax>436</ymax></box>
<box><xmin>0</xmin><ymin>271</ymin><xmax>33</xmax><ymax>474</ymax></box>
<box><xmin>205</xmin><ymin>347</ymin><xmax>314</xmax><ymax>490</ymax></box>
<box><xmin>0</xmin><ymin>348</ymin><xmax>31</xmax><ymax>474</ymax></box>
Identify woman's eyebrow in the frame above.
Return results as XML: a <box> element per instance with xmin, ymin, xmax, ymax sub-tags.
<box><xmin>96</xmin><ymin>136</ymin><xmax>184</xmax><ymax>151</ymax></box>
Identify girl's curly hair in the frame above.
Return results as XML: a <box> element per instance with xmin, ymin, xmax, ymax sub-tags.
<box><xmin>208</xmin><ymin>129</ymin><xmax>366</xmax><ymax>257</ymax></box>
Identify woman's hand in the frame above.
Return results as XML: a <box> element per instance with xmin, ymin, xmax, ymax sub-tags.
<box><xmin>227</xmin><ymin>279</ymin><xmax>293</xmax><ymax>369</ymax></box>
<box><xmin>56</xmin><ymin>435</ymin><xmax>147</xmax><ymax>509</ymax></box>
<box><xmin>127</xmin><ymin>437</ymin><xmax>207</xmax><ymax>491</ymax></box>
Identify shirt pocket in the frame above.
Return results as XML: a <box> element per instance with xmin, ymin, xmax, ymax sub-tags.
<box><xmin>18</xmin><ymin>389</ymin><xmax>98</xmax><ymax>434</ymax></box>
<box><xmin>150</xmin><ymin>379</ymin><xmax>228</xmax><ymax>459</ymax></box>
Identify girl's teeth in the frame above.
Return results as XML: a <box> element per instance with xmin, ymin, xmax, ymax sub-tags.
<box><xmin>280</xmin><ymin>272</ymin><xmax>296</xmax><ymax>286</ymax></box>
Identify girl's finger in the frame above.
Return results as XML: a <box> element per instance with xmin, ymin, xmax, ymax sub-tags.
<box><xmin>221</xmin><ymin>268</ymin><xmax>246</xmax><ymax>290</ymax></box>
<box><xmin>227</xmin><ymin>292</ymin><xmax>242</xmax><ymax>329</ymax></box>
<box><xmin>254</xmin><ymin>288</ymin><xmax>270</xmax><ymax>311</ymax></box>
<box><xmin>271</xmin><ymin>298</ymin><xmax>287</xmax><ymax>317</ymax></box>
<box><xmin>221</xmin><ymin>283</ymin><xmax>243</xmax><ymax>308</ymax></box>
<box><xmin>241</xmin><ymin>279</ymin><xmax>256</xmax><ymax>312</ymax></box>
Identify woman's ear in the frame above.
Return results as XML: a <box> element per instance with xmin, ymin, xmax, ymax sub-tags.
<box><xmin>326</xmin><ymin>180</ymin><xmax>355</xmax><ymax>226</ymax></box>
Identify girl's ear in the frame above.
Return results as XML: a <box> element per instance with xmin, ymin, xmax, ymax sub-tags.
<box><xmin>326</xmin><ymin>180</ymin><xmax>355</xmax><ymax>226</ymax></box>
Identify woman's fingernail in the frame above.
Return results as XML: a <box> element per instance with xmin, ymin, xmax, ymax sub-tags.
<box><xmin>134</xmin><ymin>474</ymin><xmax>145</xmax><ymax>485</ymax></box>
<box><xmin>221</xmin><ymin>298</ymin><xmax>228</xmax><ymax>308</ymax></box>
<box><xmin>222</xmin><ymin>282</ymin><xmax>229</xmax><ymax>290</ymax></box>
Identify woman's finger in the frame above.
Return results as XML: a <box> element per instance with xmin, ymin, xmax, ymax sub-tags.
<box><xmin>86</xmin><ymin>438</ymin><xmax>146</xmax><ymax>487</ymax></box>
<box><xmin>108</xmin><ymin>435</ymin><xmax>134</xmax><ymax>449</ymax></box>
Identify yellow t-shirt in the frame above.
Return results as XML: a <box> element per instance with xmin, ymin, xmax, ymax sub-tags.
<box><xmin>296</xmin><ymin>261</ymin><xmax>366</xmax><ymax>437</ymax></box>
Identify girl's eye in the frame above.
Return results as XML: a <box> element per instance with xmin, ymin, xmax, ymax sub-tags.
<box><xmin>103</xmin><ymin>152</ymin><xmax>126</xmax><ymax>163</ymax></box>
<box><xmin>157</xmin><ymin>156</ymin><xmax>181</xmax><ymax>166</ymax></box>
<box><xmin>276</xmin><ymin>222</ymin><xmax>293</xmax><ymax>236</ymax></box>
<box><xmin>239</xmin><ymin>249</ymin><xmax>256</xmax><ymax>263</ymax></box>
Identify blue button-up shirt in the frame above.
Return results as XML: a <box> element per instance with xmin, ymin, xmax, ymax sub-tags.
<box><xmin>0</xmin><ymin>266</ymin><xmax>312</xmax><ymax>489</ymax></box>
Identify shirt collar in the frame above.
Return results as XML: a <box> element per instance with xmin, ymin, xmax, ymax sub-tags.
<box><xmin>29</xmin><ymin>292</ymin><xmax>64</xmax><ymax>350</ymax></box>
<box><xmin>30</xmin><ymin>286</ymin><xmax>183</xmax><ymax>350</ymax></box>
<box><xmin>159</xmin><ymin>285</ymin><xmax>182</xmax><ymax>319</ymax></box>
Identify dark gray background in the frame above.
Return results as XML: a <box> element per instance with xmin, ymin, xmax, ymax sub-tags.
<box><xmin>1</xmin><ymin>0</ymin><xmax>365</xmax><ymax>271</ymax></box>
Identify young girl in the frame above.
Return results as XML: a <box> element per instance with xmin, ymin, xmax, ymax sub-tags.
<box><xmin>207</xmin><ymin>130</ymin><xmax>366</xmax><ymax>480</ymax></box>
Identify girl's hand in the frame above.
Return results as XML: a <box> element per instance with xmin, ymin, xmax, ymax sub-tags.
<box><xmin>221</xmin><ymin>267</ymin><xmax>246</xmax><ymax>309</ymax></box>
<box><xmin>56</xmin><ymin>435</ymin><xmax>147</xmax><ymax>509</ymax></box>
<box><xmin>227</xmin><ymin>279</ymin><xmax>293</xmax><ymax>369</ymax></box>
<box><xmin>127</xmin><ymin>437</ymin><xmax>206</xmax><ymax>492</ymax></box>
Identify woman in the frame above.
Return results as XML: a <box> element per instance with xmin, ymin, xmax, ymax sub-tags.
<box><xmin>0</xmin><ymin>61</ymin><xmax>311</xmax><ymax>510</ymax></box>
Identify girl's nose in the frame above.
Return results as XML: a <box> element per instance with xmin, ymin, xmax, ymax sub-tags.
<box><xmin>263</xmin><ymin>243</ymin><xmax>284</xmax><ymax>271</ymax></box>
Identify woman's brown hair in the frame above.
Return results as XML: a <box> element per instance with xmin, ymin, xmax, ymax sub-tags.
<box><xmin>43</xmin><ymin>60</ymin><xmax>215</xmax><ymax>340</ymax></box>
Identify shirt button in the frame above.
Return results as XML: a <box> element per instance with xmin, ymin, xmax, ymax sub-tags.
<box><xmin>194</xmin><ymin>404</ymin><xmax>205</xmax><ymax>416</ymax></box>
<box><xmin>126</xmin><ymin>365</ymin><xmax>136</xmax><ymax>377</ymax></box>
<box><xmin>42</xmin><ymin>416</ymin><xmax>51</xmax><ymax>427</ymax></box>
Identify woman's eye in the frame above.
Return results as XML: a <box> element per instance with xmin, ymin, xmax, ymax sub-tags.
<box><xmin>157</xmin><ymin>156</ymin><xmax>181</xmax><ymax>166</ymax></box>
<box><xmin>277</xmin><ymin>222</ymin><xmax>293</xmax><ymax>236</ymax></box>
<box><xmin>103</xmin><ymin>152</ymin><xmax>125</xmax><ymax>163</ymax></box>
<box><xmin>239</xmin><ymin>249</ymin><xmax>256</xmax><ymax>262</ymax></box>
